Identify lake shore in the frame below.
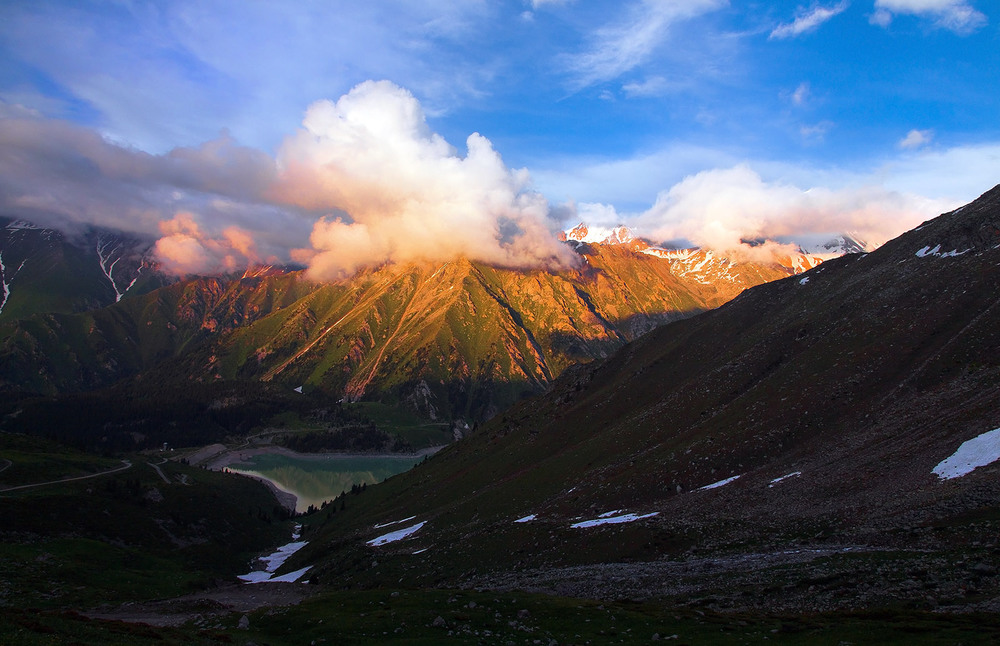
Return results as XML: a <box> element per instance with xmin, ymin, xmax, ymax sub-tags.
<box><xmin>201</xmin><ymin>443</ymin><xmax>444</xmax><ymax>472</ymax></box>
<box><xmin>185</xmin><ymin>443</ymin><xmax>444</xmax><ymax>514</ymax></box>
<box><xmin>235</xmin><ymin>471</ymin><xmax>299</xmax><ymax>514</ymax></box>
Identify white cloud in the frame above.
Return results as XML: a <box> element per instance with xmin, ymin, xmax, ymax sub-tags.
<box><xmin>770</xmin><ymin>2</ymin><xmax>850</xmax><ymax>40</ymax></box>
<box><xmin>870</xmin><ymin>8</ymin><xmax>894</xmax><ymax>25</ymax></box>
<box><xmin>622</xmin><ymin>76</ymin><xmax>671</xmax><ymax>97</ymax></box>
<box><xmin>275</xmin><ymin>81</ymin><xmax>576</xmax><ymax>279</ymax></box>
<box><xmin>563</xmin><ymin>0</ymin><xmax>726</xmax><ymax>89</ymax></box>
<box><xmin>899</xmin><ymin>128</ymin><xmax>933</xmax><ymax>149</ymax></box>
<box><xmin>875</xmin><ymin>141</ymin><xmax>1000</xmax><ymax>201</ymax></box>
<box><xmin>800</xmin><ymin>121</ymin><xmax>835</xmax><ymax>141</ymax></box>
<box><xmin>574</xmin><ymin>202</ymin><xmax>624</xmax><ymax>229</ymax></box>
<box><xmin>635</xmin><ymin>165</ymin><xmax>952</xmax><ymax>251</ymax></box>
<box><xmin>791</xmin><ymin>82</ymin><xmax>811</xmax><ymax>106</ymax></box>
<box><xmin>871</xmin><ymin>0</ymin><xmax>987</xmax><ymax>33</ymax></box>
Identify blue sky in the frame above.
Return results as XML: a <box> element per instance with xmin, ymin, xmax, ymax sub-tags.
<box><xmin>0</xmin><ymin>0</ymin><xmax>998</xmax><ymax>275</ymax></box>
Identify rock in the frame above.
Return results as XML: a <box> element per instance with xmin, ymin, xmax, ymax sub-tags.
<box><xmin>432</xmin><ymin>616</ymin><xmax>446</xmax><ymax>628</ymax></box>
<box><xmin>518</xmin><ymin>609</ymin><xmax>531</xmax><ymax>619</ymax></box>
<box><xmin>238</xmin><ymin>614</ymin><xmax>250</xmax><ymax>630</ymax></box>
<box><xmin>970</xmin><ymin>563</ymin><xmax>997</xmax><ymax>576</ymax></box>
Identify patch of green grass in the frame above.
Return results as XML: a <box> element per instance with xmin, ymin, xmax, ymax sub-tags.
<box><xmin>0</xmin><ymin>538</ymin><xmax>204</xmax><ymax>609</ymax></box>
<box><xmin>0</xmin><ymin>433</ymin><xmax>121</xmax><ymax>486</ymax></box>
<box><xmin>347</xmin><ymin>402</ymin><xmax>451</xmax><ymax>449</ymax></box>
<box><xmin>264</xmin><ymin>409</ymin><xmax>325</xmax><ymax>431</ymax></box>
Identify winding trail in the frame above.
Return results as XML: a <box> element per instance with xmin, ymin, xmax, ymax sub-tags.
<box><xmin>0</xmin><ymin>458</ymin><xmax>11</xmax><ymax>474</ymax></box>
<box><xmin>147</xmin><ymin>460</ymin><xmax>171</xmax><ymax>484</ymax></box>
<box><xmin>0</xmin><ymin>459</ymin><xmax>132</xmax><ymax>492</ymax></box>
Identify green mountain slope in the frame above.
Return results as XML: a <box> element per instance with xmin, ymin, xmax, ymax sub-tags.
<box><xmin>1</xmin><ymin>242</ymin><xmax>803</xmax><ymax>423</ymax></box>
<box><xmin>0</xmin><ymin>271</ymin><xmax>317</xmax><ymax>394</ymax></box>
<box><xmin>0</xmin><ymin>217</ymin><xmax>169</xmax><ymax>323</ymax></box>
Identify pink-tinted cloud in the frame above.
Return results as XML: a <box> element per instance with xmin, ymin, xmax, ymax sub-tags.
<box><xmin>153</xmin><ymin>213</ymin><xmax>262</xmax><ymax>275</ymax></box>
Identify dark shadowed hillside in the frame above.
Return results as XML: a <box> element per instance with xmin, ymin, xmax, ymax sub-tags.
<box><xmin>290</xmin><ymin>184</ymin><xmax>1000</xmax><ymax>613</ymax></box>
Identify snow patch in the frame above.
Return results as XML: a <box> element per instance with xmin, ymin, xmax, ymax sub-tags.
<box><xmin>514</xmin><ymin>514</ymin><xmax>537</xmax><ymax>523</ymax></box>
<box><xmin>238</xmin><ymin>525</ymin><xmax>310</xmax><ymax>583</ymax></box>
<box><xmin>571</xmin><ymin>512</ymin><xmax>659</xmax><ymax>529</ymax></box>
<box><xmin>373</xmin><ymin>515</ymin><xmax>417</xmax><ymax>529</ymax></box>
<box><xmin>597</xmin><ymin>509</ymin><xmax>623</xmax><ymax>518</ymax></box>
<box><xmin>768</xmin><ymin>471</ymin><xmax>802</xmax><ymax>487</ymax></box>
<box><xmin>269</xmin><ymin>567</ymin><xmax>312</xmax><ymax>583</ymax></box>
<box><xmin>698</xmin><ymin>474</ymin><xmax>742</xmax><ymax>491</ymax></box>
<box><xmin>798</xmin><ymin>277</ymin><xmax>809</xmax><ymax>285</ymax></box>
<box><xmin>915</xmin><ymin>244</ymin><xmax>970</xmax><ymax>259</ymax></box>
<box><xmin>97</xmin><ymin>239</ymin><xmax>126</xmax><ymax>302</ymax></box>
<box><xmin>933</xmin><ymin>427</ymin><xmax>1000</xmax><ymax>480</ymax></box>
<box><xmin>0</xmin><ymin>251</ymin><xmax>7</xmax><ymax>315</ymax></box>
<box><xmin>0</xmin><ymin>251</ymin><xmax>26</xmax><ymax>316</ymax></box>
<box><xmin>293</xmin><ymin>386</ymin><xmax>303</xmax><ymax>394</ymax></box>
<box><xmin>5</xmin><ymin>220</ymin><xmax>41</xmax><ymax>230</ymax></box>
<box><xmin>412</xmin><ymin>548</ymin><xmax>429</xmax><ymax>554</ymax></box>
<box><xmin>368</xmin><ymin>521</ymin><xmax>427</xmax><ymax>546</ymax></box>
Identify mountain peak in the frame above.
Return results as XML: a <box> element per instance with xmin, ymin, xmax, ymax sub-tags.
<box><xmin>562</xmin><ymin>223</ymin><xmax>638</xmax><ymax>246</ymax></box>
<box><xmin>794</xmin><ymin>233</ymin><xmax>871</xmax><ymax>257</ymax></box>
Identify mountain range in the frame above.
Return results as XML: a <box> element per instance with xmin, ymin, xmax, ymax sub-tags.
<box><xmin>0</xmin><ymin>219</ymin><xmax>841</xmax><ymax>424</ymax></box>
<box><xmin>281</xmin><ymin>184</ymin><xmax>1000</xmax><ymax>612</ymax></box>
<box><xmin>3</xmin><ymin>186</ymin><xmax>999</xmax><ymax>642</ymax></box>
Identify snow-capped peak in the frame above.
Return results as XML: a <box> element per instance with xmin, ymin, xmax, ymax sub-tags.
<box><xmin>562</xmin><ymin>223</ymin><xmax>637</xmax><ymax>246</ymax></box>
<box><xmin>795</xmin><ymin>233</ymin><xmax>870</xmax><ymax>257</ymax></box>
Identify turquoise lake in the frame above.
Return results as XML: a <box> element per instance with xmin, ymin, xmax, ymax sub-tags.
<box><xmin>229</xmin><ymin>452</ymin><xmax>424</xmax><ymax>513</ymax></box>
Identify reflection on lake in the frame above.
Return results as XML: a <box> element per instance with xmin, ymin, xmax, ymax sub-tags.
<box><xmin>229</xmin><ymin>452</ymin><xmax>424</xmax><ymax>513</ymax></box>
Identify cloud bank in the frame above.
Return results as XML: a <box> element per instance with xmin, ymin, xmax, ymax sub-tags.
<box><xmin>634</xmin><ymin>165</ymin><xmax>954</xmax><ymax>252</ymax></box>
<box><xmin>0</xmin><ymin>82</ymin><xmax>576</xmax><ymax>279</ymax></box>
<box><xmin>0</xmin><ymin>80</ymin><xmax>990</xmax><ymax>280</ymax></box>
